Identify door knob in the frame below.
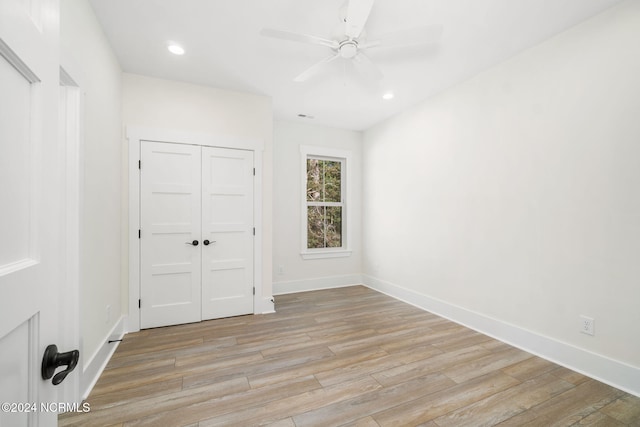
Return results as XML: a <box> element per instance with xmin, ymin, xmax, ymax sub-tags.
<box><xmin>203</xmin><ymin>240</ymin><xmax>216</xmax><ymax>246</ymax></box>
<box><xmin>185</xmin><ymin>240</ymin><xmax>199</xmax><ymax>246</ymax></box>
<box><xmin>42</xmin><ymin>344</ymin><xmax>79</xmax><ymax>386</ymax></box>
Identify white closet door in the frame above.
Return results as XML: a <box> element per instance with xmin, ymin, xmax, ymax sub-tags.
<box><xmin>201</xmin><ymin>147</ymin><xmax>254</xmax><ymax>319</ymax></box>
<box><xmin>140</xmin><ymin>141</ymin><xmax>202</xmax><ymax>328</ymax></box>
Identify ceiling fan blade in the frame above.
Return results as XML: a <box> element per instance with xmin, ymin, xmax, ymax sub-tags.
<box><xmin>361</xmin><ymin>24</ymin><xmax>443</xmax><ymax>49</ymax></box>
<box><xmin>294</xmin><ymin>53</ymin><xmax>342</xmax><ymax>82</ymax></box>
<box><xmin>352</xmin><ymin>52</ymin><xmax>383</xmax><ymax>81</ymax></box>
<box><xmin>260</xmin><ymin>28</ymin><xmax>338</xmax><ymax>49</ymax></box>
<box><xmin>345</xmin><ymin>0</ymin><xmax>375</xmax><ymax>39</ymax></box>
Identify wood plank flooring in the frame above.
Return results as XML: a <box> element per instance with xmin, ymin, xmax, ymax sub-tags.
<box><xmin>59</xmin><ymin>286</ymin><xmax>640</xmax><ymax>426</ymax></box>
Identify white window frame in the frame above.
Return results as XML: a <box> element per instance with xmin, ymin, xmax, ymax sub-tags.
<box><xmin>300</xmin><ymin>145</ymin><xmax>352</xmax><ymax>260</ymax></box>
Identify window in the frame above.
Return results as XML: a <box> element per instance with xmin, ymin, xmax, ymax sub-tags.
<box><xmin>307</xmin><ymin>157</ymin><xmax>343</xmax><ymax>248</ymax></box>
<box><xmin>300</xmin><ymin>146</ymin><xmax>352</xmax><ymax>259</ymax></box>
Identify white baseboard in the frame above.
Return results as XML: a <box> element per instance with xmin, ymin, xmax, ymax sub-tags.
<box><xmin>273</xmin><ymin>274</ymin><xmax>363</xmax><ymax>295</ymax></box>
<box><xmin>363</xmin><ymin>275</ymin><xmax>640</xmax><ymax>398</ymax></box>
<box><xmin>80</xmin><ymin>315</ymin><xmax>127</xmax><ymax>400</ymax></box>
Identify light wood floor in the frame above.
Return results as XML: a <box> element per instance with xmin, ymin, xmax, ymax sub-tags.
<box><xmin>60</xmin><ymin>286</ymin><xmax>640</xmax><ymax>426</ymax></box>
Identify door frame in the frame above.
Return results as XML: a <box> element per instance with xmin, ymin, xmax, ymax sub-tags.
<box><xmin>126</xmin><ymin>127</ymin><xmax>266</xmax><ymax>332</ymax></box>
<box><xmin>59</xmin><ymin>66</ymin><xmax>83</xmax><ymax>405</ymax></box>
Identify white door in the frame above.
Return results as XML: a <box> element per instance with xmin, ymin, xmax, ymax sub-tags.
<box><xmin>140</xmin><ymin>141</ymin><xmax>202</xmax><ymax>329</ymax></box>
<box><xmin>140</xmin><ymin>143</ymin><xmax>254</xmax><ymax>328</ymax></box>
<box><xmin>201</xmin><ymin>147</ymin><xmax>254</xmax><ymax>320</ymax></box>
<box><xmin>0</xmin><ymin>0</ymin><xmax>67</xmax><ymax>426</ymax></box>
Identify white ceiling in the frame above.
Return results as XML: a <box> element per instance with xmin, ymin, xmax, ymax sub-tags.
<box><xmin>89</xmin><ymin>0</ymin><xmax>623</xmax><ymax>131</ymax></box>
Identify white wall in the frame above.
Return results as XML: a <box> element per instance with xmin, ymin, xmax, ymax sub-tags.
<box><xmin>273</xmin><ymin>121</ymin><xmax>362</xmax><ymax>294</ymax></box>
<box><xmin>363</xmin><ymin>1</ymin><xmax>640</xmax><ymax>393</ymax></box>
<box><xmin>122</xmin><ymin>73</ymin><xmax>273</xmax><ymax>306</ymax></box>
<box><xmin>60</xmin><ymin>0</ymin><xmax>123</xmax><ymax>369</ymax></box>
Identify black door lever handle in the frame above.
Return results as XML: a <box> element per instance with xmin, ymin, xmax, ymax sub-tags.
<box><xmin>42</xmin><ymin>344</ymin><xmax>79</xmax><ymax>385</ymax></box>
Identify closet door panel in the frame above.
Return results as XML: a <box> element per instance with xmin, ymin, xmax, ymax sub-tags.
<box><xmin>201</xmin><ymin>147</ymin><xmax>254</xmax><ymax>319</ymax></box>
<box><xmin>140</xmin><ymin>141</ymin><xmax>202</xmax><ymax>328</ymax></box>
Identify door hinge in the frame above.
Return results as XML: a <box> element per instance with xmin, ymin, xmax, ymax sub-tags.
<box><xmin>138</xmin><ymin>160</ymin><xmax>141</xmax><ymax>169</ymax></box>
<box><xmin>138</xmin><ymin>229</ymin><xmax>141</xmax><ymax>239</ymax></box>
<box><xmin>138</xmin><ymin>299</ymin><xmax>141</xmax><ymax>309</ymax></box>
<box><xmin>253</xmin><ymin>167</ymin><xmax>255</xmax><ymax>176</ymax></box>
<box><xmin>253</xmin><ymin>287</ymin><xmax>255</xmax><ymax>295</ymax></box>
<box><xmin>253</xmin><ymin>227</ymin><xmax>255</xmax><ymax>236</ymax></box>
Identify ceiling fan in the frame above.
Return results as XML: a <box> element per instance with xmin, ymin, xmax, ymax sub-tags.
<box><xmin>260</xmin><ymin>0</ymin><xmax>442</xmax><ymax>82</ymax></box>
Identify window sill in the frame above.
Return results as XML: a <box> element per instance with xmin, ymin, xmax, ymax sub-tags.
<box><xmin>301</xmin><ymin>250</ymin><xmax>352</xmax><ymax>260</ymax></box>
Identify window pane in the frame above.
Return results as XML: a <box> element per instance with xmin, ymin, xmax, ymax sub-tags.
<box><xmin>323</xmin><ymin>161</ymin><xmax>341</xmax><ymax>202</ymax></box>
<box><xmin>325</xmin><ymin>206</ymin><xmax>342</xmax><ymax>248</ymax></box>
<box><xmin>307</xmin><ymin>206</ymin><xmax>342</xmax><ymax>249</ymax></box>
<box><xmin>306</xmin><ymin>158</ymin><xmax>341</xmax><ymax>202</ymax></box>
<box><xmin>307</xmin><ymin>206</ymin><xmax>325</xmax><ymax>248</ymax></box>
<box><xmin>306</xmin><ymin>159</ymin><xmax>321</xmax><ymax>202</ymax></box>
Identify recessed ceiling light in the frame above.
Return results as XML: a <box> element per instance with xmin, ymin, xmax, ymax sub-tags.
<box><xmin>167</xmin><ymin>43</ymin><xmax>185</xmax><ymax>55</ymax></box>
<box><xmin>382</xmin><ymin>92</ymin><xmax>394</xmax><ymax>100</ymax></box>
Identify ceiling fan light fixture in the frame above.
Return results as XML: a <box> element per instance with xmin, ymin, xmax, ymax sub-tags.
<box><xmin>382</xmin><ymin>92</ymin><xmax>394</xmax><ymax>100</ymax></box>
<box><xmin>339</xmin><ymin>41</ymin><xmax>358</xmax><ymax>59</ymax></box>
<box><xmin>167</xmin><ymin>43</ymin><xmax>185</xmax><ymax>55</ymax></box>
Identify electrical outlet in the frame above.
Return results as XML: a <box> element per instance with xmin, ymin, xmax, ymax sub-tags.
<box><xmin>106</xmin><ymin>305</ymin><xmax>111</xmax><ymax>324</ymax></box>
<box><xmin>278</xmin><ymin>265</ymin><xmax>284</xmax><ymax>275</ymax></box>
<box><xmin>580</xmin><ymin>315</ymin><xmax>594</xmax><ymax>336</ymax></box>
